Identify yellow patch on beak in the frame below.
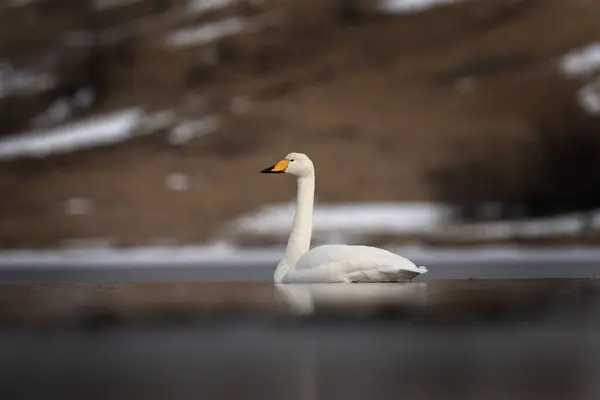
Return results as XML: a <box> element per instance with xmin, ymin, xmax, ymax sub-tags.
<box><xmin>271</xmin><ymin>159</ymin><xmax>290</xmax><ymax>172</ymax></box>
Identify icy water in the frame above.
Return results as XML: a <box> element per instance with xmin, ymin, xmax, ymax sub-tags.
<box><xmin>0</xmin><ymin>261</ymin><xmax>600</xmax><ymax>399</ymax></box>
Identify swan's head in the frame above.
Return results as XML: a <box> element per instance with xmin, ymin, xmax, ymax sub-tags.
<box><xmin>260</xmin><ymin>152</ymin><xmax>314</xmax><ymax>177</ymax></box>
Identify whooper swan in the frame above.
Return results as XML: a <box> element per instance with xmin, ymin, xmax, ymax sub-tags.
<box><xmin>260</xmin><ymin>152</ymin><xmax>428</xmax><ymax>283</ymax></box>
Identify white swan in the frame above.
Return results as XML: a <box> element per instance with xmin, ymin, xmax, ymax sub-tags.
<box><xmin>260</xmin><ymin>152</ymin><xmax>428</xmax><ymax>283</ymax></box>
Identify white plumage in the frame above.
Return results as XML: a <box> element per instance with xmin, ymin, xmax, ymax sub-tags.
<box><xmin>289</xmin><ymin>244</ymin><xmax>427</xmax><ymax>283</ymax></box>
<box><xmin>260</xmin><ymin>152</ymin><xmax>428</xmax><ymax>283</ymax></box>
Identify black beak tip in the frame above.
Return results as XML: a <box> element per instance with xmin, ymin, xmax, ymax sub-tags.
<box><xmin>261</xmin><ymin>164</ymin><xmax>281</xmax><ymax>173</ymax></box>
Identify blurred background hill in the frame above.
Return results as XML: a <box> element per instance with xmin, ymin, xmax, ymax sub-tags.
<box><xmin>0</xmin><ymin>0</ymin><xmax>600</xmax><ymax>249</ymax></box>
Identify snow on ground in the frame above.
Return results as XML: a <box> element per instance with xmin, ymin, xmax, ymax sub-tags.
<box><xmin>0</xmin><ymin>203</ymin><xmax>600</xmax><ymax>267</ymax></box>
<box><xmin>64</xmin><ymin>197</ymin><xmax>92</xmax><ymax>216</ymax></box>
<box><xmin>230</xmin><ymin>201</ymin><xmax>600</xmax><ymax>243</ymax></box>
<box><xmin>187</xmin><ymin>0</ymin><xmax>236</xmax><ymax>14</ymax></box>
<box><xmin>165</xmin><ymin>173</ymin><xmax>190</xmax><ymax>192</ymax></box>
<box><xmin>559</xmin><ymin>42</ymin><xmax>600</xmax><ymax>78</ymax></box>
<box><xmin>232</xmin><ymin>202</ymin><xmax>451</xmax><ymax>237</ymax></box>
<box><xmin>0</xmin><ymin>242</ymin><xmax>278</xmax><ymax>267</ymax></box>
<box><xmin>0</xmin><ymin>108</ymin><xmax>143</xmax><ymax>160</ymax></box>
<box><xmin>379</xmin><ymin>0</ymin><xmax>466</xmax><ymax>14</ymax></box>
<box><xmin>0</xmin><ymin>199</ymin><xmax>596</xmax><ymax>268</ymax></box>
<box><xmin>1</xmin><ymin>241</ymin><xmax>600</xmax><ymax>268</ymax></box>
<box><xmin>0</xmin><ymin>62</ymin><xmax>57</xmax><ymax>100</ymax></box>
<box><xmin>557</xmin><ymin>43</ymin><xmax>600</xmax><ymax>114</ymax></box>
<box><xmin>94</xmin><ymin>0</ymin><xmax>236</xmax><ymax>45</ymax></box>
<box><xmin>576</xmin><ymin>78</ymin><xmax>600</xmax><ymax>116</ymax></box>
<box><xmin>436</xmin><ymin>210</ymin><xmax>600</xmax><ymax>241</ymax></box>
<box><xmin>31</xmin><ymin>88</ymin><xmax>97</xmax><ymax>128</ymax></box>
<box><xmin>168</xmin><ymin>115</ymin><xmax>220</xmax><ymax>145</ymax></box>
<box><xmin>165</xmin><ymin>17</ymin><xmax>246</xmax><ymax>48</ymax></box>
<box><xmin>0</xmin><ymin>105</ymin><xmax>218</xmax><ymax>160</ymax></box>
<box><xmin>31</xmin><ymin>99</ymin><xmax>73</xmax><ymax>128</ymax></box>
<box><xmin>138</xmin><ymin>109</ymin><xmax>177</xmax><ymax>134</ymax></box>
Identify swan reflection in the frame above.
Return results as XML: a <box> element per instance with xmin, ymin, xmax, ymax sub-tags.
<box><xmin>275</xmin><ymin>282</ymin><xmax>429</xmax><ymax>315</ymax></box>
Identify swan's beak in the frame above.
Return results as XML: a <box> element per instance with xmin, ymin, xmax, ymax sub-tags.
<box><xmin>261</xmin><ymin>159</ymin><xmax>289</xmax><ymax>173</ymax></box>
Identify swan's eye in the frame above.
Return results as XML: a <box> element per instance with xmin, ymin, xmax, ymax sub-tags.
<box><xmin>290</xmin><ymin>159</ymin><xmax>295</xmax><ymax>162</ymax></box>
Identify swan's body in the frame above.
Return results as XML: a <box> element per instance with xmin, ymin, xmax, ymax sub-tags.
<box><xmin>260</xmin><ymin>152</ymin><xmax>428</xmax><ymax>283</ymax></box>
<box><xmin>286</xmin><ymin>244</ymin><xmax>426</xmax><ymax>283</ymax></box>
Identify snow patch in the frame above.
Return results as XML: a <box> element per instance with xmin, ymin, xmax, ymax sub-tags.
<box><xmin>233</xmin><ymin>202</ymin><xmax>451</xmax><ymax>236</ymax></box>
<box><xmin>559</xmin><ymin>43</ymin><xmax>600</xmax><ymax>78</ymax></box>
<box><xmin>576</xmin><ymin>78</ymin><xmax>600</xmax><ymax>116</ymax></box>
<box><xmin>0</xmin><ymin>62</ymin><xmax>57</xmax><ymax>99</ymax></box>
<box><xmin>31</xmin><ymin>88</ymin><xmax>95</xmax><ymax>129</ymax></box>
<box><xmin>166</xmin><ymin>17</ymin><xmax>246</xmax><ymax>48</ymax></box>
<box><xmin>0</xmin><ymin>108</ymin><xmax>143</xmax><ymax>160</ymax></box>
<box><xmin>187</xmin><ymin>0</ymin><xmax>236</xmax><ymax>14</ymax></box>
<box><xmin>0</xmin><ymin>242</ymin><xmax>279</xmax><ymax>268</ymax></box>
<box><xmin>379</xmin><ymin>0</ymin><xmax>466</xmax><ymax>14</ymax></box>
<box><xmin>65</xmin><ymin>198</ymin><xmax>92</xmax><ymax>216</ymax></box>
<box><xmin>139</xmin><ymin>110</ymin><xmax>177</xmax><ymax>134</ymax></box>
<box><xmin>230</xmin><ymin>201</ymin><xmax>600</xmax><ymax>244</ymax></box>
<box><xmin>168</xmin><ymin>115</ymin><xmax>220</xmax><ymax>145</ymax></box>
<box><xmin>166</xmin><ymin>173</ymin><xmax>190</xmax><ymax>192</ymax></box>
<box><xmin>31</xmin><ymin>99</ymin><xmax>72</xmax><ymax>128</ymax></box>
<box><xmin>2</xmin><ymin>242</ymin><xmax>600</xmax><ymax>268</ymax></box>
<box><xmin>436</xmin><ymin>209</ymin><xmax>600</xmax><ymax>241</ymax></box>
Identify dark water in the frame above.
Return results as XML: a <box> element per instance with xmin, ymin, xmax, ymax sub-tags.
<box><xmin>0</xmin><ymin>273</ymin><xmax>599</xmax><ymax>399</ymax></box>
<box><xmin>2</xmin><ymin>316</ymin><xmax>599</xmax><ymax>400</ymax></box>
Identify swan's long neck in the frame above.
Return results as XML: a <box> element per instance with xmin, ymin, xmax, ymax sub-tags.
<box><xmin>274</xmin><ymin>174</ymin><xmax>315</xmax><ymax>283</ymax></box>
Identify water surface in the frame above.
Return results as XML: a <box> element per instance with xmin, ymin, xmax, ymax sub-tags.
<box><xmin>0</xmin><ymin>279</ymin><xmax>599</xmax><ymax>399</ymax></box>
<box><xmin>0</xmin><ymin>258</ymin><xmax>599</xmax><ymax>284</ymax></box>
<box><xmin>1</xmin><ymin>256</ymin><xmax>600</xmax><ymax>399</ymax></box>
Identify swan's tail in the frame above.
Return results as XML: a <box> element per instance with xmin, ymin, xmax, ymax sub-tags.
<box><xmin>417</xmin><ymin>265</ymin><xmax>428</xmax><ymax>274</ymax></box>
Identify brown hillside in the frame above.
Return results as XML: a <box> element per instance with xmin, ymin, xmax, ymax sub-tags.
<box><xmin>0</xmin><ymin>0</ymin><xmax>598</xmax><ymax>247</ymax></box>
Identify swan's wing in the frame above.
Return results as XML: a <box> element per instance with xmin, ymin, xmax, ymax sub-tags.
<box><xmin>296</xmin><ymin>244</ymin><xmax>427</xmax><ymax>276</ymax></box>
